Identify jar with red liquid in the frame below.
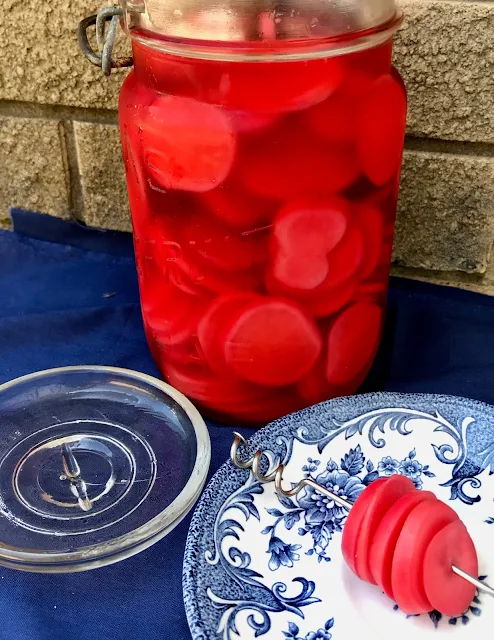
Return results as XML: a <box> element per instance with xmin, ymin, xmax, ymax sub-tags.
<box><xmin>80</xmin><ymin>0</ymin><xmax>407</xmax><ymax>424</ymax></box>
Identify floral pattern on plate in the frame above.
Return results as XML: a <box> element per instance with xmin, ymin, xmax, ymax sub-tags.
<box><xmin>183</xmin><ymin>393</ymin><xmax>494</xmax><ymax>640</ymax></box>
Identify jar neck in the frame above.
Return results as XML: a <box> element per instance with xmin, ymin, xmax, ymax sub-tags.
<box><xmin>125</xmin><ymin>10</ymin><xmax>402</xmax><ymax>63</ymax></box>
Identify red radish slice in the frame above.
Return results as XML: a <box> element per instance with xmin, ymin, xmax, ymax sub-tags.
<box><xmin>152</xmin><ymin>333</ymin><xmax>207</xmax><ymax>368</ymax></box>
<box><xmin>297</xmin><ymin>329</ymin><xmax>375</xmax><ymax>403</ymax></box>
<box><xmin>304</xmin><ymin>71</ymin><xmax>374</xmax><ymax>144</ymax></box>
<box><xmin>142</xmin><ymin>281</ymin><xmax>208</xmax><ymax>346</ymax></box>
<box><xmin>228</xmin><ymin>109</ymin><xmax>279</xmax><ymax>134</ymax></box>
<box><xmin>297</xmin><ymin>362</ymin><xmax>332</xmax><ymax>405</ymax></box>
<box><xmin>224</xmin><ymin>299</ymin><xmax>322</xmax><ymax>387</ymax></box>
<box><xmin>204</xmin><ymin>388</ymin><xmax>302</xmax><ymax>425</ymax></box>
<box><xmin>355</xmin><ymin>475</ymin><xmax>416</xmax><ymax>583</ymax></box>
<box><xmin>342</xmin><ymin>478</ymin><xmax>388</xmax><ymax>575</ymax></box>
<box><xmin>164</xmin><ymin>361</ymin><xmax>265</xmax><ymax>406</ymax></box>
<box><xmin>357</xmin><ymin>74</ymin><xmax>407</xmax><ymax>187</ymax></box>
<box><xmin>215</xmin><ymin>57</ymin><xmax>344</xmax><ymax>113</ymax></box>
<box><xmin>322</xmin><ymin>226</ymin><xmax>364</xmax><ymax>289</ymax></box>
<box><xmin>238</xmin><ymin>127</ymin><xmax>359</xmax><ymax>200</ymax></box>
<box><xmin>197</xmin><ymin>293</ymin><xmax>260</xmax><ymax>374</ymax></box>
<box><xmin>181</xmin><ymin>212</ymin><xmax>268</xmax><ymax>272</ymax></box>
<box><xmin>142</xmin><ymin>96</ymin><xmax>236</xmax><ymax>193</ymax></box>
<box><xmin>271</xmin><ymin>198</ymin><xmax>350</xmax><ymax>290</ymax></box>
<box><xmin>392</xmin><ymin>499</ymin><xmax>459</xmax><ymax>615</ymax></box>
<box><xmin>198</xmin><ymin>183</ymin><xmax>276</xmax><ymax>229</ymax></box>
<box><xmin>266</xmin><ymin>226</ymin><xmax>363</xmax><ymax>300</ymax></box>
<box><xmin>354</xmin><ymin>203</ymin><xmax>384</xmax><ymax>280</ymax></box>
<box><xmin>304</xmin><ymin>278</ymin><xmax>357</xmax><ymax>319</ymax></box>
<box><xmin>305</xmin><ymin>89</ymin><xmax>356</xmax><ymax>144</ymax></box>
<box><xmin>423</xmin><ymin>519</ymin><xmax>478</xmax><ymax>618</ymax></box>
<box><xmin>369</xmin><ymin>490</ymin><xmax>436</xmax><ymax>597</ymax></box>
<box><xmin>326</xmin><ymin>302</ymin><xmax>382</xmax><ymax>387</ymax></box>
<box><xmin>164</xmin><ymin>361</ymin><xmax>300</xmax><ymax>423</ymax></box>
<box><xmin>175</xmin><ymin>248</ymin><xmax>264</xmax><ymax>295</ymax></box>
<box><xmin>129</xmin><ymin>42</ymin><xmax>342</xmax><ymax>113</ymax></box>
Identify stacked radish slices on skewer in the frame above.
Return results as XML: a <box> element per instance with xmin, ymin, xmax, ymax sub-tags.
<box><xmin>231</xmin><ymin>433</ymin><xmax>494</xmax><ymax>619</ymax></box>
<box><xmin>341</xmin><ymin>474</ymin><xmax>478</xmax><ymax>617</ymax></box>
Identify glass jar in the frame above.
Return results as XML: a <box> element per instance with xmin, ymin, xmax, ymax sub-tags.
<box><xmin>82</xmin><ymin>0</ymin><xmax>407</xmax><ymax>425</ymax></box>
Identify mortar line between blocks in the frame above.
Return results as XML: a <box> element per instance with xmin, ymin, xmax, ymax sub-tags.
<box><xmin>61</xmin><ymin>121</ymin><xmax>86</xmax><ymax>224</ymax></box>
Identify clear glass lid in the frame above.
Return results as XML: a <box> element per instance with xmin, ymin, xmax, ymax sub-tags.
<box><xmin>0</xmin><ymin>366</ymin><xmax>210</xmax><ymax>573</ymax></box>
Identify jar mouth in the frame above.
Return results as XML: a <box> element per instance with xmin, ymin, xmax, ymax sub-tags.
<box><xmin>127</xmin><ymin>10</ymin><xmax>403</xmax><ymax>62</ymax></box>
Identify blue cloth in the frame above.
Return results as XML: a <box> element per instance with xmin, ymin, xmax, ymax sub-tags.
<box><xmin>2</xmin><ymin>209</ymin><xmax>494</xmax><ymax>640</ymax></box>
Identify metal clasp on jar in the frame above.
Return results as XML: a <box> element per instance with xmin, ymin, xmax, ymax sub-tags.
<box><xmin>78</xmin><ymin>5</ymin><xmax>133</xmax><ymax>76</ymax></box>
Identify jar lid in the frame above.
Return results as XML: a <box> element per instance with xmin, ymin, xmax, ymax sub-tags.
<box><xmin>121</xmin><ymin>0</ymin><xmax>402</xmax><ymax>60</ymax></box>
<box><xmin>0</xmin><ymin>366</ymin><xmax>210</xmax><ymax>573</ymax></box>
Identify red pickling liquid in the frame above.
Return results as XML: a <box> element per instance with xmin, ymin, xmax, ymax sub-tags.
<box><xmin>119</xmin><ymin>40</ymin><xmax>407</xmax><ymax>424</ymax></box>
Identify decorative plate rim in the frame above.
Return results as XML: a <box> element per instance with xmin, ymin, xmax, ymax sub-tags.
<box><xmin>182</xmin><ymin>391</ymin><xmax>494</xmax><ymax>640</ymax></box>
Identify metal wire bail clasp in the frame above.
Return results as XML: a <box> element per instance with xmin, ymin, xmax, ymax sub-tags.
<box><xmin>78</xmin><ymin>6</ymin><xmax>133</xmax><ymax>77</ymax></box>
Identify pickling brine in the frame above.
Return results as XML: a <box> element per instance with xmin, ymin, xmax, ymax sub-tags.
<box><xmin>117</xmin><ymin>15</ymin><xmax>406</xmax><ymax>424</ymax></box>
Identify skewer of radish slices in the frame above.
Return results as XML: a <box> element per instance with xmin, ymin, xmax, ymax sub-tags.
<box><xmin>231</xmin><ymin>432</ymin><xmax>494</xmax><ymax>618</ymax></box>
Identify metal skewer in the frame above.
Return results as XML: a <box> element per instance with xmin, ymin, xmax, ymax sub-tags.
<box><xmin>230</xmin><ymin>432</ymin><xmax>494</xmax><ymax>599</ymax></box>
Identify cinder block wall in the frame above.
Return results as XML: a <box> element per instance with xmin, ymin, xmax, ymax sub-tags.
<box><xmin>2</xmin><ymin>0</ymin><xmax>494</xmax><ymax>294</ymax></box>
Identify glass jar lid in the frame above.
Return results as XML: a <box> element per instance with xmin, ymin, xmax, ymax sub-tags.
<box><xmin>0</xmin><ymin>366</ymin><xmax>210</xmax><ymax>573</ymax></box>
<box><xmin>121</xmin><ymin>0</ymin><xmax>402</xmax><ymax>60</ymax></box>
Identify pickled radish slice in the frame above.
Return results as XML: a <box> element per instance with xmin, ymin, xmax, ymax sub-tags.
<box><xmin>216</xmin><ymin>58</ymin><xmax>344</xmax><ymax>113</ymax></box>
<box><xmin>175</xmin><ymin>250</ymin><xmax>264</xmax><ymax>295</ymax></box>
<box><xmin>423</xmin><ymin>520</ymin><xmax>478</xmax><ymax>618</ymax></box>
<box><xmin>164</xmin><ymin>361</ymin><xmax>265</xmax><ymax>406</ymax></box>
<box><xmin>182</xmin><ymin>212</ymin><xmax>268</xmax><ymax>272</ymax></box>
<box><xmin>355</xmin><ymin>475</ymin><xmax>416</xmax><ymax>583</ymax></box>
<box><xmin>267</xmin><ymin>226</ymin><xmax>363</xmax><ymax>299</ymax></box>
<box><xmin>142</xmin><ymin>283</ymin><xmax>208</xmax><ymax>346</ymax></box>
<box><xmin>304</xmin><ymin>278</ymin><xmax>357</xmax><ymax>319</ymax></box>
<box><xmin>326</xmin><ymin>303</ymin><xmax>382</xmax><ymax>386</ymax></box>
<box><xmin>297</xmin><ymin>337</ymin><xmax>375</xmax><ymax>403</ymax></box>
<box><xmin>224</xmin><ymin>299</ymin><xmax>322</xmax><ymax>386</ymax></box>
<box><xmin>322</xmin><ymin>226</ymin><xmax>364</xmax><ymax>289</ymax></box>
<box><xmin>355</xmin><ymin>203</ymin><xmax>384</xmax><ymax>279</ymax></box>
<box><xmin>165</xmin><ymin>361</ymin><xmax>299</xmax><ymax>424</ymax></box>
<box><xmin>228</xmin><ymin>110</ymin><xmax>278</xmax><ymax>134</ymax></box>
<box><xmin>271</xmin><ymin>198</ymin><xmax>350</xmax><ymax>290</ymax></box>
<box><xmin>264</xmin><ymin>266</ymin><xmax>356</xmax><ymax>313</ymax></box>
<box><xmin>305</xmin><ymin>89</ymin><xmax>356</xmax><ymax>144</ymax></box>
<box><xmin>342</xmin><ymin>478</ymin><xmax>388</xmax><ymax>575</ymax></box>
<box><xmin>239</xmin><ymin>128</ymin><xmax>359</xmax><ymax>200</ymax></box>
<box><xmin>297</xmin><ymin>361</ymin><xmax>332</xmax><ymax>405</ymax></box>
<box><xmin>142</xmin><ymin>96</ymin><xmax>236</xmax><ymax>193</ymax></box>
<box><xmin>392</xmin><ymin>499</ymin><xmax>459</xmax><ymax>615</ymax></box>
<box><xmin>368</xmin><ymin>490</ymin><xmax>436</xmax><ymax>599</ymax></box>
<box><xmin>198</xmin><ymin>183</ymin><xmax>276</xmax><ymax>229</ymax></box>
<box><xmin>357</xmin><ymin>74</ymin><xmax>407</xmax><ymax>187</ymax></box>
<box><xmin>197</xmin><ymin>293</ymin><xmax>259</xmax><ymax>374</ymax></box>
<box><xmin>204</xmin><ymin>389</ymin><xmax>302</xmax><ymax>425</ymax></box>
<box><xmin>152</xmin><ymin>334</ymin><xmax>207</xmax><ymax>367</ymax></box>
<box><xmin>304</xmin><ymin>70</ymin><xmax>374</xmax><ymax>144</ymax></box>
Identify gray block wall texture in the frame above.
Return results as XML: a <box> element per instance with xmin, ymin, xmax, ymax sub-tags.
<box><xmin>1</xmin><ymin>0</ymin><xmax>494</xmax><ymax>293</ymax></box>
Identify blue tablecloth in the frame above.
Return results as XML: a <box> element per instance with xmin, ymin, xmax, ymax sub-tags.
<box><xmin>2</xmin><ymin>209</ymin><xmax>494</xmax><ymax>640</ymax></box>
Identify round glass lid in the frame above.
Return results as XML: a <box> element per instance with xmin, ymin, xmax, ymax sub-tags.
<box><xmin>0</xmin><ymin>366</ymin><xmax>211</xmax><ymax>573</ymax></box>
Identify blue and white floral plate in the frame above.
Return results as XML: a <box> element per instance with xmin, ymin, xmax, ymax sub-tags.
<box><xmin>183</xmin><ymin>393</ymin><xmax>494</xmax><ymax>639</ymax></box>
